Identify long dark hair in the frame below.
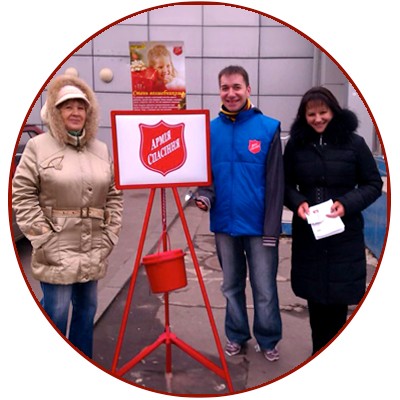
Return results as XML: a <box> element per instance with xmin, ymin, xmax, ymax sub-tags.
<box><xmin>295</xmin><ymin>86</ymin><xmax>342</xmax><ymax>123</ymax></box>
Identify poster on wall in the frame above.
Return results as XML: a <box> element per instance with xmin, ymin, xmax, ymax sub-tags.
<box><xmin>111</xmin><ymin>110</ymin><xmax>210</xmax><ymax>189</ymax></box>
<box><xmin>129</xmin><ymin>41</ymin><xmax>186</xmax><ymax>112</ymax></box>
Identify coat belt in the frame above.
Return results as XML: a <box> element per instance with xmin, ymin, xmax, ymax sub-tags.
<box><xmin>42</xmin><ymin>207</ymin><xmax>105</xmax><ymax>220</ymax></box>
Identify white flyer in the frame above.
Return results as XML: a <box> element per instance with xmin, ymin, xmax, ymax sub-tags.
<box><xmin>307</xmin><ymin>199</ymin><xmax>345</xmax><ymax>240</ymax></box>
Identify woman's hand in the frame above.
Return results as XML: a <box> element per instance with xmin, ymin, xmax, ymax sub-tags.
<box><xmin>297</xmin><ymin>202</ymin><xmax>310</xmax><ymax>220</ymax></box>
<box><xmin>327</xmin><ymin>201</ymin><xmax>345</xmax><ymax>218</ymax></box>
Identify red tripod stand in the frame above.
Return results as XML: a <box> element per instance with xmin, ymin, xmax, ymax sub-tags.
<box><xmin>111</xmin><ymin>187</ymin><xmax>233</xmax><ymax>393</ymax></box>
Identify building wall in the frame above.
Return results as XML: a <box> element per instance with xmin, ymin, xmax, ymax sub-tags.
<box><xmin>27</xmin><ymin>4</ymin><xmax>369</xmax><ymax>151</ymax></box>
<box><xmin>23</xmin><ymin>4</ymin><xmax>384</xmax><ymax>253</ymax></box>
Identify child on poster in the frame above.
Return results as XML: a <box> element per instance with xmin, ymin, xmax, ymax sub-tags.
<box><xmin>147</xmin><ymin>44</ymin><xmax>185</xmax><ymax>90</ymax></box>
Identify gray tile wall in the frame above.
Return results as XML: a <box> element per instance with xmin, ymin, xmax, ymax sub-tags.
<box><xmin>27</xmin><ymin>4</ymin><xmax>348</xmax><ymax>149</ymax></box>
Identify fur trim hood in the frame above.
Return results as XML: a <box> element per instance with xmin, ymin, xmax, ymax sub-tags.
<box><xmin>289</xmin><ymin>109</ymin><xmax>359</xmax><ymax>145</ymax></box>
<box><xmin>41</xmin><ymin>75</ymin><xmax>99</xmax><ymax>147</ymax></box>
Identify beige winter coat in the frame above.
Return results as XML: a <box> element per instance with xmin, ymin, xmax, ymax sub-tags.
<box><xmin>12</xmin><ymin>75</ymin><xmax>123</xmax><ymax>284</ymax></box>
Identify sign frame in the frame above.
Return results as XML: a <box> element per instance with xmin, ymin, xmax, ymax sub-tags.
<box><xmin>111</xmin><ymin>109</ymin><xmax>211</xmax><ymax>189</ymax></box>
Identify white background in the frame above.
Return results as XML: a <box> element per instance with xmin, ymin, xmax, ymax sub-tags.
<box><xmin>1</xmin><ymin>1</ymin><xmax>398</xmax><ymax>399</ymax></box>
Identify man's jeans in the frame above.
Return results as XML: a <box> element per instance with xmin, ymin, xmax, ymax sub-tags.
<box><xmin>40</xmin><ymin>281</ymin><xmax>98</xmax><ymax>358</ymax></box>
<box><xmin>215</xmin><ymin>233</ymin><xmax>282</xmax><ymax>350</ymax></box>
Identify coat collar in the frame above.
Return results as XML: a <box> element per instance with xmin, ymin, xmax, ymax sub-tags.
<box><xmin>219</xmin><ymin>105</ymin><xmax>263</xmax><ymax>123</ymax></box>
<box><xmin>290</xmin><ymin>109</ymin><xmax>359</xmax><ymax>145</ymax></box>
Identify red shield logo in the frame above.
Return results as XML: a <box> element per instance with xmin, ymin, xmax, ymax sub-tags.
<box><xmin>248</xmin><ymin>139</ymin><xmax>261</xmax><ymax>154</ymax></box>
<box><xmin>173</xmin><ymin>46</ymin><xmax>183</xmax><ymax>56</ymax></box>
<box><xmin>139</xmin><ymin>120</ymin><xmax>187</xmax><ymax>176</ymax></box>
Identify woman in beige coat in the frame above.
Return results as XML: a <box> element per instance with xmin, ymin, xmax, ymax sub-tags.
<box><xmin>12</xmin><ymin>75</ymin><xmax>123</xmax><ymax>358</ymax></box>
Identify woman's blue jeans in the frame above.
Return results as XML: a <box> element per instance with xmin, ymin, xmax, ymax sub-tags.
<box><xmin>40</xmin><ymin>281</ymin><xmax>98</xmax><ymax>358</ymax></box>
<box><xmin>215</xmin><ymin>233</ymin><xmax>282</xmax><ymax>350</ymax></box>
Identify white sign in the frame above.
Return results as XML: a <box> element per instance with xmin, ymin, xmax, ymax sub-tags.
<box><xmin>111</xmin><ymin>110</ymin><xmax>211</xmax><ymax>189</ymax></box>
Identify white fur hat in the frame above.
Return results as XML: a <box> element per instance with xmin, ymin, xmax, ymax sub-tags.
<box><xmin>40</xmin><ymin>101</ymin><xmax>49</xmax><ymax>124</ymax></box>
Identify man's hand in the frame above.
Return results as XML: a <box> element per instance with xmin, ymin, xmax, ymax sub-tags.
<box><xmin>195</xmin><ymin>199</ymin><xmax>208</xmax><ymax>211</ymax></box>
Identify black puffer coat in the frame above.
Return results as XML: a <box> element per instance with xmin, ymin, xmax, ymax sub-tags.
<box><xmin>284</xmin><ymin>109</ymin><xmax>382</xmax><ymax>305</ymax></box>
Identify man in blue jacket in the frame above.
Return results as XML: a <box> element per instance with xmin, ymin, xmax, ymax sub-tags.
<box><xmin>196</xmin><ymin>66</ymin><xmax>283</xmax><ymax>361</ymax></box>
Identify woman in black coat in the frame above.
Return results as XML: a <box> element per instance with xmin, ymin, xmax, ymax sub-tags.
<box><xmin>283</xmin><ymin>87</ymin><xmax>382</xmax><ymax>354</ymax></box>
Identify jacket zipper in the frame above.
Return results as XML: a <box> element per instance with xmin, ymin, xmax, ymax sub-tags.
<box><xmin>230</xmin><ymin>122</ymin><xmax>235</xmax><ymax>234</ymax></box>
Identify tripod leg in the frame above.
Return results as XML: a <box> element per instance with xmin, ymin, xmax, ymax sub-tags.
<box><xmin>111</xmin><ymin>188</ymin><xmax>156</xmax><ymax>373</ymax></box>
<box><xmin>171</xmin><ymin>187</ymin><xmax>234</xmax><ymax>393</ymax></box>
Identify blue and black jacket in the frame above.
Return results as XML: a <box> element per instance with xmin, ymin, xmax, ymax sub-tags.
<box><xmin>199</xmin><ymin>106</ymin><xmax>284</xmax><ymax>246</ymax></box>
